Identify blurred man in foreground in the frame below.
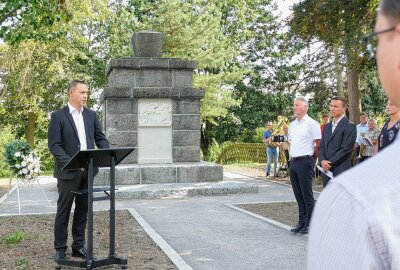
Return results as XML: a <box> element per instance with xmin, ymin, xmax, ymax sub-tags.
<box><xmin>308</xmin><ymin>1</ymin><xmax>400</xmax><ymax>268</ymax></box>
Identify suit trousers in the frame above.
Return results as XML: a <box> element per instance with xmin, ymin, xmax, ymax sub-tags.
<box><xmin>290</xmin><ymin>156</ymin><xmax>315</xmax><ymax>226</ymax></box>
<box><xmin>322</xmin><ymin>164</ymin><xmax>350</xmax><ymax>187</ymax></box>
<box><xmin>54</xmin><ymin>170</ymin><xmax>88</xmax><ymax>250</ymax></box>
<box><xmin>322</xmin><ymin>175</ymin><xmax>331</xmax><ymax>187</ymax></box>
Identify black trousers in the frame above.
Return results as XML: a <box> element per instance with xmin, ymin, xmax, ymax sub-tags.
<box><xmin>54</xmin><ymin>170</ymin><xmax>88</xmax><ymax>250</ymax></box>
<box><xmin>284</xmin><ymin>149</ymin><xmax>290</xmax><ymax>170</ymax></box>
<box><xmin>290</xmin><ymin>156</ymin><xmax>315</xmax><ymax>227</ymax></box>
<box><xmin>322</xmin><ymin>175</ymin><xmax>330</xmax><ymax>187</ymax></box>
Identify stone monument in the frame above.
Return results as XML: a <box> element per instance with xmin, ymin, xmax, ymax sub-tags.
<box><xmin>96</xmin><ymin>30</ymin><xmax>223</xmax><ymax>185</ymax></box>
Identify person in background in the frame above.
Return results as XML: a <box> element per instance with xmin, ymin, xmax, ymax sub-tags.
<box><xmin>262</xmin><ymin>121</ymin><xmax>278</xmax><ymax>178</ymax></box>
<box><xmin>288</xmin><ymin>96</ymin><xmax>321</xmax><ymax>234</ymax></box>
<box><xmin>376</xmin><ymin>99</ymin><xmax>400</xmax><ymax>153</ymax></box>
<box><xmin>355</xmin><ymin>112</ymin><xmax>369</xmax><ymax>163</ymax></box>
<box><xmin>318</xmin><ymin>97</ymin><xmax>356</xmax><ymax>187</ymax></box>
<box><xmin>320</xmin><ymin>114</ymin><xmax>330</xmax><ymax>135</ymax></box>
<box><xmin>361</xmin><ymin>119</ymin><xmax>380</xmax><ymax>160</ymax></box>
<box><xmin>308</xmin><ymin>1</ymin><xmax>400</xmax><ymax>268</ymax></box>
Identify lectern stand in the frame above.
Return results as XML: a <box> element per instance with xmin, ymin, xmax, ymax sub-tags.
<box><xmin>56</xmin><ymin>147</ymin><xmax>134</xmax><ymax>270</ymax></box>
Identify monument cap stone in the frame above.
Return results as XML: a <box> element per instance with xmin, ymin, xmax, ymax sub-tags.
<box><xmin>132</xmin><ymin>30</ymin><xmax>163</xmax><ymax>58</ymax></box>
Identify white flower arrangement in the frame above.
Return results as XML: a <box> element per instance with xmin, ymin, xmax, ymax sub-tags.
<box><xmin>13</xmin><ymin>151</ymin><xmax>42</xmax><ymax>183</ymax></box>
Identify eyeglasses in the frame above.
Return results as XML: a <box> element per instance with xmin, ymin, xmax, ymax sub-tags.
<box><xmin>363</xmin><ymin>27</ymin><xmax>396</xmax><ymax>57</ymax></box>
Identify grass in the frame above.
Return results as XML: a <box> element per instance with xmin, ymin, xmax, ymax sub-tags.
<box><xmin>15</xmin><ymin>258</ymin><xmax>29</xmax><ymax>270</ymax></box>
<box><xmin>4</xmin><ymin>231</ymin><xmax>25</xmax><ymax>244</ymax></box>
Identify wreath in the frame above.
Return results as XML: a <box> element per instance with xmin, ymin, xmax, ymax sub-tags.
<box><xmin>4</xmin><ymin>140</ymin><xmax>42</xmax><ymax>183</ymax></box>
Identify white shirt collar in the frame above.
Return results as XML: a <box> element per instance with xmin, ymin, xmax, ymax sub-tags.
<box><xmin>296</xmin><ymin>114</ymin><xmax>309</xmax><ymax>123</ymax></box>
<box><xmin>68</xmin><ymin>102</ymin><xmax>84</xmax><ymax>114</ymax></box>
<box><xmin>333</xmin><ymin>114</ymin><xmax>345</xmax><ymax>126</ymax></box>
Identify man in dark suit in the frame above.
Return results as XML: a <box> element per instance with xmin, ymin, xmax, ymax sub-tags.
<box><xmin>48</xmin><ymin>80</ymin><xmax>109</xmax><ymax>261</ymax></box>
<box><xmin>318</xmin><ymin>96</ymin><xmax>356</xmax><ymax>187</ymax></box>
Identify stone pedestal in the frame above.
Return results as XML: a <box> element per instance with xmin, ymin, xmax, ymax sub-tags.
<box><xmin>97</xmin><ymin>31</ymin><xmax>223</xmax><ymax>185</ymax></box>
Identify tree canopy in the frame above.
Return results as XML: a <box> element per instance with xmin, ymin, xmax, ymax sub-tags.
<box><xmin>0</xmin><ymin>0</ymin><xmax>389</xmax><ymax>153</ymax></box>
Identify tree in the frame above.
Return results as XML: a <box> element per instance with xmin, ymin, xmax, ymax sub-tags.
<box><xmin>301</xmin><ymin>80</ymin><xmax>333</xmax><ymax>120</ymax></box>
<box><xmin>0</xmin><ymin>41</ymin><xmax>68</xmax><ymax>145</ymax></box>
<box><xmin>289</xmin><ymin>0</ymin><xmax>379</xmax><ymax>122</ymax></box>
<box><xmin>0</xmin><ymin>0</ymin><xmax>69</xmax><ymax>43</ymax></box>
<box><xmin>0</xmin><ymin>0</ymin><xmax>115</xmax><ymax>146</ymax></box>
<box><xmin>360</xmin><ymin>70</ymin><xmax>386</xmax><ymax>116</ymax></box>
<box><xmin>212</xmin><ymin>83</ymin><xmax>293</xmax><ymax>144</ymax></box>
<box><xmin>207</xmin><ymin>1</ymin><xmax>309</xmax><ymax>145</ymax></box>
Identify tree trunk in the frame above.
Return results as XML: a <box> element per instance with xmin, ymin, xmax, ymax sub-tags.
<box><xmin>201</xmin><ymin>121</ymin><xmax>213</xmax><ymax>157</ymax></box>
<box><xmin>347</xmin><ymin>69</ymin><xmax>361</xmax><ymax>123</ymax></box>
<box><xmin>26</xmin><ymin>112</ymin><xmax>37</xmax><ymax>147</ymax></box>
<box><xmin>334</xmin><ymin>45</ymin><xmax>344</xmax><ymax>97</ymax></box>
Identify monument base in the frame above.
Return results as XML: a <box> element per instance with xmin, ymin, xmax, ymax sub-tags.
<box><xmin>94</xmin><ymin>161</ymin><xmax>223</xmax><ymax>185</ymax></box>
<box><xmin>114</xmin><ymin>180</ymin><xmax>258</xmax><ymax>199</ymax></box>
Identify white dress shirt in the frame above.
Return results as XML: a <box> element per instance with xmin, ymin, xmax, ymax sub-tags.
<box><xmin>308</xmin><ymin>138</ymin><xmax>400</xmax><ymax>270</ymax></box>
<box><xmin>68</xmin><ymin>102</ymin><xmax>87</xmax><ymax>150</ymax></box>
<box><xmin>288</xmin><ymin>114</ymin><xmax>321</xmax><ymax>158</ymax></box>
<box><xmin>331</xmin><ymin>114</ymin><xmax>345</xmax><ymax>133</ymax></box>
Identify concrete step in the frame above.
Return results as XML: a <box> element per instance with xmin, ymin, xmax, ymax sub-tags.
<box><xmin>113</xmin><ymin>180</ymin><xmax>258</xmax><ymax>199</ymax></box>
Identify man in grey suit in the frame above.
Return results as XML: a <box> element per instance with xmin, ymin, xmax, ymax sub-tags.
<box><xmin>318</xmin><ymin>96</ymin><xmax>357</xmax><ymax>187</ymax></box>
<box><xmin>48</xmin><ymin>80</ymin><xmax>109</xmax><ymax>261</ymax></box>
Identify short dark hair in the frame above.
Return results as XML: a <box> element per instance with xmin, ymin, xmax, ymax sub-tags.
<box><xmin>380</xmin><ymin>0</ymin><xmax>400</xmax><ymax>22</ymax></box>
<box><xmin>322</xmin><ymin>114</ymin><xmax>329</xmax><ymax>118</ymax></box>
<box><xmin>360</xmin><ymin>112</ymin><xmax>367</xmax><ymax>116</ymax></box>
<box><xmin>331</xmin><ymin>96</ymin><xmax>348</xmax><ymax>108</ymax></box>
<box><xmin>67</xmin><ymin>80</ymin><xmax>86</xmax><ymax>94</ymax></box>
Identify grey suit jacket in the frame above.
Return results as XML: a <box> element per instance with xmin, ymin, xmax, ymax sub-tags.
<box><xmin>318</xmin><ymin>117</ymin><xmax>357</xmax><ymax>176</ymax></box>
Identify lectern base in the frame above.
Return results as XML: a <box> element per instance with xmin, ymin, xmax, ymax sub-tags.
<box><xmin>55</xmin><ymin>256</ymin><xmax>127</xmax><ymax>270</ymax></box>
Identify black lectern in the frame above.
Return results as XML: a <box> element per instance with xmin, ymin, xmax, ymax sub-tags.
<box><xmin>56</xmin><ymin>147</ymin><xmax>134</xmax><ymax>270</ymax></box>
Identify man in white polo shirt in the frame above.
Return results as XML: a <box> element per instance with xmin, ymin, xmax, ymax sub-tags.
<box><xmin>288</xmin><ymin>96</ymin><xmax>321</xmax><ymax>234</ymax></box>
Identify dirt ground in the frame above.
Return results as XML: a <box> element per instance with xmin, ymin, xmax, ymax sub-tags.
<box><xmin>237</xmin><ymin>202</ymin><xmax>299</xmax><ymax>227</ymax></box>
<box><xmin>0</xmin><ymin>210</ymin><xmax>177</xmax><ymax>270</ymax></box>
<box><xmin>224</xmin><ymin>163</ymin><xmax>323</xmax><ymax>192</ymax></box>
<box><xmin>225</xmin><ymin>164</ymin><xmax>321</xmax><ymax>228</ymax></box>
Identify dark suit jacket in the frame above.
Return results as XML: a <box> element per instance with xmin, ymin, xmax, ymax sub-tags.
<box><xmin>48</xmin><ymin>106</ymin><xmax>109</xmax><ymax>179</ymax></box>
<box><xmin>318</xmin><ymin>117</ymin><xmax>356</xmax><ymax>176</ymax></box>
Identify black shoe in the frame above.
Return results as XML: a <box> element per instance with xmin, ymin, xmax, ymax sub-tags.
<box><xmin>299</xmin><ymin>226</ymin><xmax>309</xmax><ymax>234</ymax></box>
<box><xmin>55</xmin><ymin>249</ymin><xmax>66</xmax><ymax>262</ymax></box>
<box><xmin>72</xmin><ymin>247</ymin><xmax>88</xmax><ymax>259</ymax></box>
<box><xmin>266</xmin><ymin>173</ymin><xmax>270</xmax><ymax>177</ymax></box>
<box><xmin>290</xmin><ymin>224</ymin><xmax>304</xmax><ymax>233</ymax></box>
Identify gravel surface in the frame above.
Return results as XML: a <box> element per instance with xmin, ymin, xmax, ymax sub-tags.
<box><xmin>0</xmin><ymin>210</ymin><xmax>177</xmax><ymax>270</ymax></box>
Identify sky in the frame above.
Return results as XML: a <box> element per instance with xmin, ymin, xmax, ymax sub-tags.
<box><xmin>275</xmin><ymin>0</ymin><xmax>300</xmax><ymax>20</ymax></box>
